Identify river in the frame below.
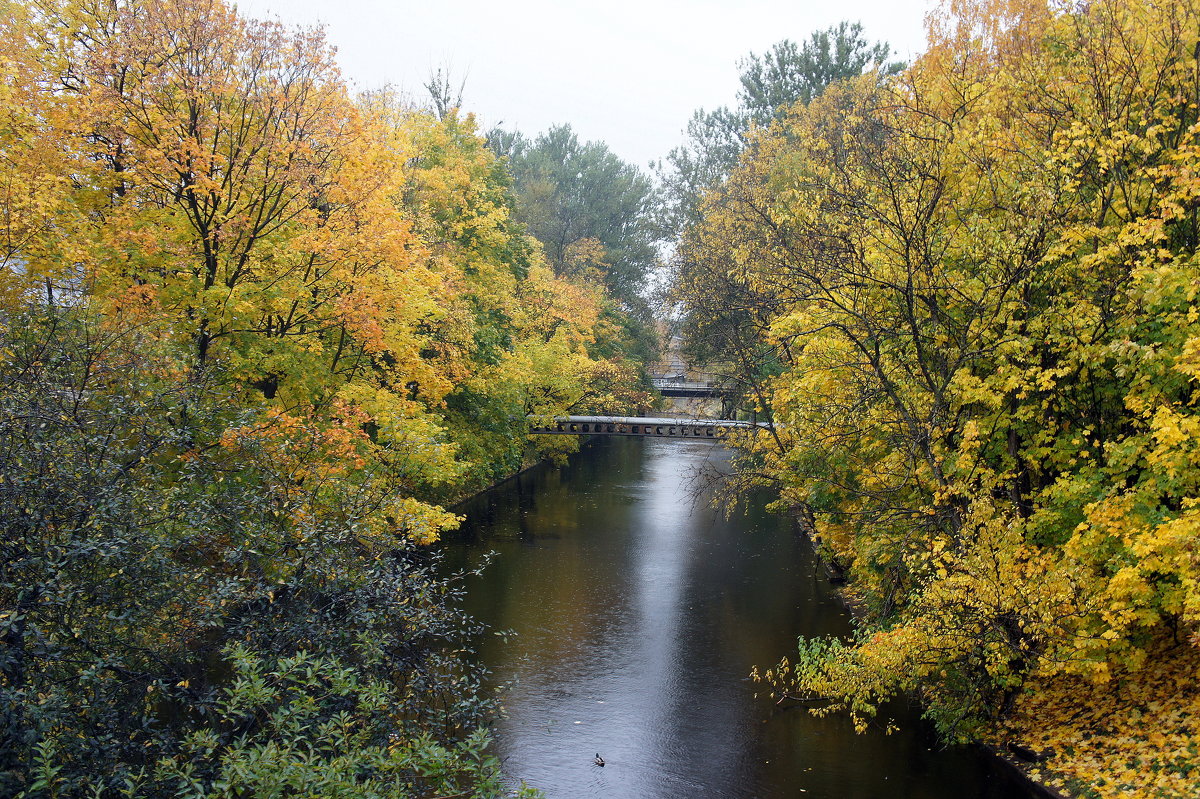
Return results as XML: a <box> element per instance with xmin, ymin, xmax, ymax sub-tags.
<box><xmin>445</xmin><ymin>436</ymin><xmax>1033</xmax><ymax>798</ymax></box>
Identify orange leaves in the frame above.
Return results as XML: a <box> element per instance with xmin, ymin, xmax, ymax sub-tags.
<box><xmin>1</xmin><ymin>0</ymin><xmax>643</xmax><ymax>544</ymax></box>
<box><xmin>218</xmin><ymin>404</ymin><xmax>370</xmax><ymax>490</ymax></box>
<box><xmin>103</xmin><ymin>282</ymin><xmax>161</xmax><ymax>321</ymax></box>
<box><xmin>213</xmin><ymin>401</ymin><xmax>463</xmax><ymax>547</ymax></box>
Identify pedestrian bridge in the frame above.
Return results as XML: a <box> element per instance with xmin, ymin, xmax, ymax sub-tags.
<box><xmin>649</xmin><ymin>374</ymin><xmax>730</xmax><ymax>398</ymax></box>
<box><xmin>529</xmin><ymin>415</ymin><xmax>770</xmax><ymax>439</ymax></box>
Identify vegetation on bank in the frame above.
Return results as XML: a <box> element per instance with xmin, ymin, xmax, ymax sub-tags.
<box><xmin>669</xmin><ymin>1</ymin><xmax>1200</xmax><ymax>795</ymax></box>
<box><xmin>0</xmin><ymin>0</ymin><xmax>656</xmax><ymax>795</ymax></box>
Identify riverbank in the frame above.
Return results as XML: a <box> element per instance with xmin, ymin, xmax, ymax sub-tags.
<box><xmin>447</xmin><ymin>436</ymin><xmax>605</xmax><ymax>512</ymax></box>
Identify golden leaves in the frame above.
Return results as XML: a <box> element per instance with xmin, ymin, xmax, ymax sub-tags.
<box><xmin>1001</xmin><ymin>636</ymin><xmax>1200</xmax><ymax>798</ymax></box>
<box><xmin>0</xmin><ymin>0</ymin><xmax>643</xmax><ymax>548</ymax></box>
<box><xmin>689</xmin><ymin>0</ymin><xmax>1200</xmax><ymax>786</ymax></box>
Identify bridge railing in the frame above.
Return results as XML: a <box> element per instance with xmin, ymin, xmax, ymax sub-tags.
<box><xmin>528</xmin><ymin>415</ymin><xmax>770</xmax><ymax>438</ymax></box>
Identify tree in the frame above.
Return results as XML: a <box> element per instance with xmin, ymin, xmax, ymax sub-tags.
<box><xmin>496</xmin><ymin>123</ymin><xmax>663</xmax><ymax>372</ymax></box>
<box><xmin>24</xmin><ymin>0</ymin><xmax>643</xmax><ymax>501</ymax></box>
<box><xmin>739</xmin><ymin>22</ymin><xmax>904</xmax><ymax>125</ymax></box>
<box><xmin>0</xmin><ymin>0</ymin><xmax>77</xmax><ymax>309</ymax></box>
<box><xmin>660</xmin><ymin>20</ymin><xmax>903</xmax><ymax>227</ymax></box>
<box><xmin>0</xmin><ymin>308</ymin><xmax>522</xmax><ymax>797</ymax></box>
<box><xmin>1</xmin><ymin>1</ymin><xmax>640</xmax><ymax>795</ymax></box>
<box><xmin>681</xmin><ymin>3</ymin><xmax>1200</xmax><ymax>781</ymax></box>
<box><xmin>424</xmin><ymin>65</ymin><xmax>466</xmax><ymax>120</ymax></box>
<box><xmin>501</xmin><ymin>124</ymin><xmax>662</xmax><ymax>306</ymax></box>
<box><xmin>657</xmin><ymin>106</ymin><xmax>748</xmax><ymax>229</ymax></box>
<box><xmin>662</xmin><ymin>22</ymin><xmax>904</xmax><ymax>428</ymax></box>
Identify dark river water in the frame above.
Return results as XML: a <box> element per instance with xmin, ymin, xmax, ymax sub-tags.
<box><xmin>446</xmin><ymin>436</ymin><xmax>1033</xmax><ymax>799</ymax></box>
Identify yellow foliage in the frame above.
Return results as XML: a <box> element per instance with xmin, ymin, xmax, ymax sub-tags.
<box><xmin>1001</xmin><ymin>637</ymin><xmax>1200</xmax><ymax>799</ymax></box>
<box><xmin>0</xmin><ymin>0</ymin><xmax>646</xmax><ymax>548</ymax></box>
<box><xmin>688</xmin><ymin>0</ymin><xmax>1200</xmax><ymax>778</ymax></box>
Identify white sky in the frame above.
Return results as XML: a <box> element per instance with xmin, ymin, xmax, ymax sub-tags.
<box><xmin>233</xmin><ymin>0</ymin><xmax>934</xmax><ymax>170</ymax></box>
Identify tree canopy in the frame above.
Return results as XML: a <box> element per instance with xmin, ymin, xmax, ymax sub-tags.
<box><xmin>498</xmin><ymin>125</ymin><xmax>662</xmax><ymax>309</ymax></box>
<box><xmin>493</xmin><ymin>122</ymin><xmax>663</xmax><ymax>367</ymax></box>
<box><xmin>671</xmin><ymin>0</ymin><xmax>1200</xmax><ymax>794</ymax></box>
<box><xmin>0</xmin><ymin>1</ymin><xmax>650</xmax><ymax>795</ymax></box>
<box><xmin>660</xmin><ymin>21</ymin><xmax>903</xmax><ymax>228</ymax></box>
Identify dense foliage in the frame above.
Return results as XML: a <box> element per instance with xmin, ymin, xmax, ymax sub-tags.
<box><xmin>1</xmin><ymin>312</ymin><xmax>532</xmax><ymax>797</ymax></box>
<box><xmin>490</xmin><ymin>124</ymin><xmax>663</xmax><ymax>367</ymax></box>
<box><xmin>661</xmin><ymin>21</ymin><xmax>902</xmax><ymax>416</ymax></box>
<box><xmin>673</xmin><ymin>0</ymin><xmax>1200</xmax><ymax>795</ymax></box>
<box><xmin>0</xmin><ymin>0</ymin><xmax>650</xmax><ymax>795</ymax></box>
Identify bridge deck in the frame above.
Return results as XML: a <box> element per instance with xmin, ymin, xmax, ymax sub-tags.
<box><xmin>529</xmin><ymin>415</ymin><xmax>769</xmax><ymax>438</ymax></box>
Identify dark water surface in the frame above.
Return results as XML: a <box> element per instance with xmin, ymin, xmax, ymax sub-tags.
<box><xmin>445</xmin><ymin>437</ymin><xmax>1032</xmax><ymax>799</ymax></box>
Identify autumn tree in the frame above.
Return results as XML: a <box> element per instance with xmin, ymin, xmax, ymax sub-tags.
<box><xmin>0</xmin><ymin>1</ymin><xmax>638</xmax><ymax>795</ymax></box>
<box><xmin>0</xmin><ymin>0</ymin><xmax>78</xmax><ymax>308</ymax></box>
<box><xmin>662</xmin><ymin>22</ymin><xmax>903</xmax><ymax>426</ymax></box>
<box><xmin>677</xmin><ymin>3</ymin><xmax>1200</xmax><ymax>789</ymax></box>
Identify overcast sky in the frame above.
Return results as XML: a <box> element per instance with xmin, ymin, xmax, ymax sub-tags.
<box><xmin>234</xmin><ymin>0</ymin><xmax>934</xmax><ymax>170</ymax></box>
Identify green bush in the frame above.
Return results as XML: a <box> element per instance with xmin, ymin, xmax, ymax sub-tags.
<box><xmin>1</xmin><ymin>311</ymin><xmax>535</xmax><ymax>798</ymax></box>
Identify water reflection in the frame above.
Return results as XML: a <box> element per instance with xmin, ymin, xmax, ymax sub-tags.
<box><xmin>447</xmin><ymin>437</ymin><xmax>1031</xmax><ymax>799</ymax></box>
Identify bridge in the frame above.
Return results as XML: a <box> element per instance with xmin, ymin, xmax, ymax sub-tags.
<box><xmin>529</xmin><ymin>415</ymin><xmax>770</xmax><ymax>439</ymax></box>
<box><xmin>649</xmin><ymin>375</ymin><xmax>730</xmax><ymax>398</ymax></box>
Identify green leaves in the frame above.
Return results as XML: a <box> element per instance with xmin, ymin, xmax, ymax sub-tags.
<box><xmin>500</xmin><ymin>124</ymin><xmax>662</xmax><ymax>315</ymax></box>
<box><xmin>153</xmin><ymin>646</ymin><xmax>541</xmax><ymax>799</ymax></box>
<box><xmin>0</xmin><ymin>303</ymin><xmax>517</xmax><ymax>797</ymax></box>
<box><xmin>0</xmin><ymin>2</ymin><xmax>646</xmax><ymax>796</ymax></box>
<box><xmin>738</xmin><ymin>22</ymin><xmax>903</xmax><ymax>124</ymax></box>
